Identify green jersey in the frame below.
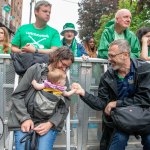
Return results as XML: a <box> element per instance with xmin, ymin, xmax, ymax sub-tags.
<box><xmin>148</xmin><ymin>46</ymin><xmax>150</xmax><ymax>56</ymax></box>
<box><xmin>12</xmin><ymin>24</ymin><xmax>61</xmax><ymax>49</ymax></box>
<box><xmin>98</xmin><ymin>19</ymin><xmax>140</xmax><ymax>59</ymax></box>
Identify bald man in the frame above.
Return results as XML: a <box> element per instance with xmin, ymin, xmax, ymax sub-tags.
<box><xmin>98</xmin><ymin>9</ymin><xmax>140</xmax><ymax>59</ymax></box>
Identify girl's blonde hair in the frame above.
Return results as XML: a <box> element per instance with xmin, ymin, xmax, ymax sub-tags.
<box><xmin>47</xmin><ymin>66</ymin><xmax>66</xmax><ymax>84</ymax></box>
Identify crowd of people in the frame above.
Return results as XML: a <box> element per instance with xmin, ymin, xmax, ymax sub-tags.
<box><xmin>0</xmin><ymin>0</ymin><xmax>150</xmax><ymax>149</ymax></box>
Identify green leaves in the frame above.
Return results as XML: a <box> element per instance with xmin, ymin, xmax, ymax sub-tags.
<box><xmin>77</xmin><ymin>0</ymin><xmax>118</xmax><ymax>41</ymax></box>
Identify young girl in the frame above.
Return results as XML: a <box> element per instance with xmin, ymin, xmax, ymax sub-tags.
<box><xmin>32</xmin><ymin>67</ymin><xmax>76</xmax><ymax>97</ymax></box>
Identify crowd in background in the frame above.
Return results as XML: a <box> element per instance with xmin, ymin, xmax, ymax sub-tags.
<box><xmin>1</xmin><ymin>21</ymin><xmax>150</xmax><ymax>61</ymax></box>
<box><xmin>1</xmin><ymin>5</ymin><xmax>150</xmax><ymax>61</ymax></box>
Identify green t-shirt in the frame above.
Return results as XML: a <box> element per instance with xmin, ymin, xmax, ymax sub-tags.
<box><xmin>114</xmin><ymin>31</ymin><xmax>125</xmax><ymax>40</ymax></box>
<box><xmin>0</xmin><ymin>45</ymin><xmax>11</xmax><ymax>54</ymax></box>
<box><xmin>148</xmin><ymin>46</ymin><xmax>150</xmax><ymax>57</ymax></box>
<box><xmin>11</xmin><ymin>24</ymin><xmax>61</xmax><ymax>49</ymax></box>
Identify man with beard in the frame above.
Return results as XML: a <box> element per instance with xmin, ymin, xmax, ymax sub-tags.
<box><xmin>98</xmin><ymin>9</ymin><xmax>140</xmax><ymax>59</ymax></box>
<box><xmin>72</xmin><ymin>39</ymin><xmax>150</xmax><ymax>150</ymax></box>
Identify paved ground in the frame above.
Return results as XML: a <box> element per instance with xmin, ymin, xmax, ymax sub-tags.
<box><xmin>126</xmin><ymin>136</ymin><xmax>142</xmax><ymax>150</ymax></box>
<box><xmin>127</xmin><ymin>145</ymin><xmax>142</xmax><ymax>150</ymax></box>
<box><xmin>54</xmin><ymin>129</ymin><xmax>143</xmax><ymax>150</ymax></box>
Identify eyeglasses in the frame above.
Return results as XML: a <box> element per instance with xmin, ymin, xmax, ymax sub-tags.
<box><xmin>108</xmin><ymin>52</ymin><xmax>126</xmax><ymax>58</ymax></box>
<box><xmin>60</xmin><ymin>60</ymin><xmax>70</xmax><ymax>70</ymax></box>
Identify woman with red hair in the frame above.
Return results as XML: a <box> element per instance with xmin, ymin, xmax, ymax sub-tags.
<box><xmin>0</xmin><ymin>27</ymin><xmax>11</xmax><ymax>54</ymax></box>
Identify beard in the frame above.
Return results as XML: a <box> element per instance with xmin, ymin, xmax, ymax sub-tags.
<box><xmin>109</xmin><ymin>61</ymin><xmax>122</xmax><ymax>71</ymax></box>
<box><xmin>112</xmin><ymin>65</ymin><xmax>121</xmax><ymax>71</ymax></box>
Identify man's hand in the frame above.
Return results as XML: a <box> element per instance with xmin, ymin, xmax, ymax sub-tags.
<box><xmin>104</xmin><ymin>101</ymin><xmax>117</xmax><ymax>116</ymax></box>
<box><xmin>22</xmin><ymin>44</ymin><xmax>36</xmax><ymax>53</ymax></box>
<box><xmin>34</xmin><ymin>121</ymin><xmax>53</xmax><ymax>136</ymax></box>
<box><xmin>71</xmin><ymin>83</ymin><xmax>85</xmax><ymax>96</ymax></box>
<box><xmin>21</xmin><ymin>119</ymin><xmax>34</xmax><ymax>132</ymax></box>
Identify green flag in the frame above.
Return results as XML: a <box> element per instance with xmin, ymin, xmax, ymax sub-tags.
<box><xmin>10</xmin><ymin>16</ymin><xmax>15</xmax><ymax>20</ymax></box>
<box><xmin>3</xmin><ymin>5</ymin><xmax>11</xmax><ymax>13</ymax></box>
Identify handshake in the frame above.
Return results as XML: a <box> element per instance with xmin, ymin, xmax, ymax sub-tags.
<box><xmin>71</xmin><ymin>83</ymin><xmax>85</xmax><ymax>96</ymax></box>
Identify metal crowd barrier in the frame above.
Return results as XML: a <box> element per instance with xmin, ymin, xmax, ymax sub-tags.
<box><xmin>0</xmin><ymin>54</ymin><xmax>15</xmax><ymax>150</ymax></box>
<box><xmin>0</xmin><ymin>54</ymin><xmax>109</xmax><ymax>150</ymax></box>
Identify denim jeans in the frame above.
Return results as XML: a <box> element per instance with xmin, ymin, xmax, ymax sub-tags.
<box><xmin>109</xmin><ymin>130</ymin><xmax>150</xmax><ymax>150</ymax></box>
<box><xmin>14</xmin><ymin>129</ymin><xmax>58</xmax><ymax>150</ymax></box>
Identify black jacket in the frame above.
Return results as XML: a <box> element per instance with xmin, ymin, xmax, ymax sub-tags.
<box><xmin>80</xmin><ymin>59</ymin><xmax>150</xmax><ymax>149</ymax></box>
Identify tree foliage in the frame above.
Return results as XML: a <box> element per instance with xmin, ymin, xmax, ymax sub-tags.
<box><xmin>94</xmin><ymin>13</ymin><xmax>114</xmax><ymax>47</ymax></box>
<box><xmin>77</xmin><ymin>0</ymin><xmax>118</xmax><ymax>41</ymax></box>
<box><xmin>94</xmin><ymin>0</ymin><xmax>150</xmax><ymax>47</ymax></box>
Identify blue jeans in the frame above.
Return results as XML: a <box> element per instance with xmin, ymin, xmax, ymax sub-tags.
<box><xmin>109</xmin><ymin>130</ymin><xmax>150</xmax><ymax>150</ymax></box>
<box><xmin>14</xmin><ymin>129</ymin><xmax>58</xmax><ymax>150</ymax></box>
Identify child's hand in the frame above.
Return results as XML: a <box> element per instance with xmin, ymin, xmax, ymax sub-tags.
<box><xmin>72</xmin><ymin>88</ymin><xmax>77</xmax><ymax>93</ymax></box>
<box><xmin>71</xmin><ymin>83</ymin><xmax>85</xmax><ymax>96</ymax></box>
<box><xmin>31</xmin><ymin>79</ymin><xmax>37</xmax><ymax>86</ymax></box>
<box><xmin>71</xmin><ymin>83</ymin><xmax>80</xmax><ymax>90</ymax></box>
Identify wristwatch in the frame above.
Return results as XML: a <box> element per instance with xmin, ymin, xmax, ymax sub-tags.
<box><xmin>35</xmin><ymin>48</ymin><xmax>39</xmax><ymax>53</ymax></box>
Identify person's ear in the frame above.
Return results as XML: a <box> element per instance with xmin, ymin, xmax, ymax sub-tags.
<box><xmin>123</xmin><ymin>52</ymin><xmax>129</xmax><ymax>59</ymax></box>
<box><xmin>34</xmin><ymin>10</ymin><xmax>38</xmax><ymax>17</ymax></box>
<box><xmin>116</xmin><ymin>17</ymin><xmax>119</xmax><ymax>23</ymax></box>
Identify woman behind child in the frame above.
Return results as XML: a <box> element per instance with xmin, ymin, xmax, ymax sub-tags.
<box><xmin>8</xmin><ymin>46</ymin><xmax>75</xmax><ymax>150</ymax></box>
<box><xmin>0</xmin><ymin>27</ymin><xmax>11</xmax><ymax>54</ymax></box>
<box><xmin>136</xmin><ymin>27</ymin><xmax>150</xmax><ymax>60</ymax></box>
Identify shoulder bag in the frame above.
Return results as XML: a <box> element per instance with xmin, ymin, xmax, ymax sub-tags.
<box><xmin>33</xmin><ymin>90</ymin><xmax>60</xmax><ymax>118</ymax></box>
<box><xmin>10</xmin><ymin>53</ymin><xmax>49</xmax><ymax>76</ymax></box>
<box><xmin>111</xmin><ymin>105</ymin><xmax>150</xmax><ymax>135</ymax></box>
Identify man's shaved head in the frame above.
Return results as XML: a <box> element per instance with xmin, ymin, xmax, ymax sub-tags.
<box><xmin>115</xmin><ymin>9</ymin><xmax>131</xmax><ymax>19</ymax></box>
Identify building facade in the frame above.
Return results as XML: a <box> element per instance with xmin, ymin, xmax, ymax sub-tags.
<box><xmin>0</xmin><ymin>0</ymin><xmax>23</xmax><ymax>38</ymax></box>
